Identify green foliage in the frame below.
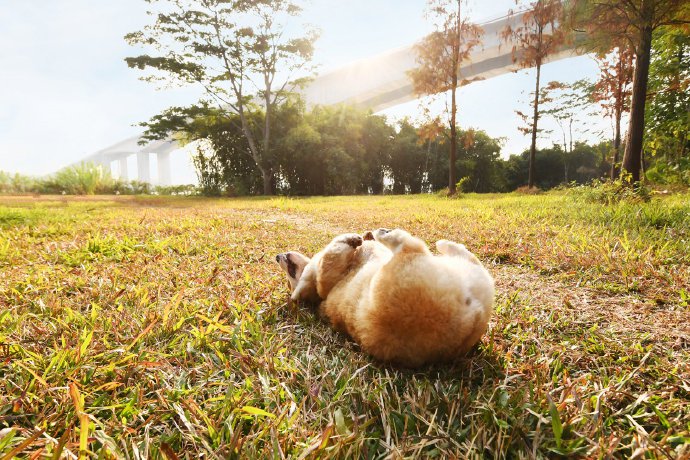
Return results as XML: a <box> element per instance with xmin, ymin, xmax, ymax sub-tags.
<box><xmin>389</xmin><ymin>119</ymin><xmax>426</xmax><ymax>194</ymax></box>
<box><xmin>644</xmin><ymin>27</ymin><xmax>690</xmax><ymax>184</ymax></box>
<box><xmin>46</xmin><ymin>162</ymin><xmax>115</xmax><ymax>195</ymax></box>
<box><xmin>505</xmin><ymin>142</ymin><xmax>607</xmax><ymax>190</ymax></box>
<box><xmin>0</xmin><ymin>165</ymin><xmax>198</xmax><ymax>196</ymax></box>
<box><xmin>567</xmin><ymin>175</ymin><xmax>652</xmax><ymax>205</ymax></box>
<box><xmin>141</xmin><ymin>97</ymin><xmax>629</xmax><ymax>197</ymax></box>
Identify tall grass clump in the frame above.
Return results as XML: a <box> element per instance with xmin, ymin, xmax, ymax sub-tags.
<box><xmin>44</xmin><ymin>162</ymin><xmax>116</xmax><ymax>194</ymax></box>
<box><xmin>567</xmin><ymin>177</ymin><xmax>651</xmax><ymax>205</ymax></box>
<box><xmin>0</xmin><ymin>171</ymin><xmax>36</xmax><ymax>193</ymax></box>
<box><xmin>1</xmin><ymin>165</ymin><xmax>199</xmax><ymax>196</ymax></box>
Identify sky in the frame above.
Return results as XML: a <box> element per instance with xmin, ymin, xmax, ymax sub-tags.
<box><xmin>0</xmin><ymin>0</ymin><xmax>611</xmax><ymax>184</ymax></box>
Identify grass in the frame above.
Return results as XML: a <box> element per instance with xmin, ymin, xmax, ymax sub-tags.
<box><xmin>0</xmin><ymin>192</ymin><xmax>688</xmax><ymax>459</ymax></box>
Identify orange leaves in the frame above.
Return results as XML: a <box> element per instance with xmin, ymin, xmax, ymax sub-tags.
<box><xmin>501</xmin><ymin>0</ymin><xmax>568</xmax><ymax>69</ymax></box>
<box><xmin>592</xmin><ymin>46</ymin><xmax>634</xmax><ymax>117</ymax></box>
<box><xmin>409</xmin><ymin>1</ymin><xmax>484</xmax><ymax>97</ymax></box>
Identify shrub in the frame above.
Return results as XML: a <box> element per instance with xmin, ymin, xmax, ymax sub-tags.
<box><xmin>514</xmin><ymin>185</ymin><xmax>542</xmax><ymax>195</ymax></box>
<box><xmin>568</xmin><ymin>175</ymin><xmax>651</xmax><ymax>205</ymax></box>
<box><xmin>46</xmin><ymin>162</ymin><xmax>118</xmax><ymax>195</ymax></box>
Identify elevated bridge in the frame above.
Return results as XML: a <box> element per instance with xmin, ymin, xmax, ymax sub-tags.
<box><xmin>73</xmin><ymin>10</ymin><xmax>581</xmax><ymax>185</ymax></box>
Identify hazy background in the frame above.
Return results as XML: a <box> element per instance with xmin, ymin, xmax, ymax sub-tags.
<box><xmin>0</xmin><ymin>0</ymin><xmax>609</xmax><ymax>184</ymax></box>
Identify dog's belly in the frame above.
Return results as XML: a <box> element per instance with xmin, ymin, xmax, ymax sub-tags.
<box><xmin>354</xmin><ymin>255</ymin><xmax>493</xmax><ymax>366</ymax></box>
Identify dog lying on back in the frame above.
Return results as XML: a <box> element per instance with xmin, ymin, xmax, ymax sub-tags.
<box><xmin>276</xmin><ymin>229</ymin><xmax>494</xmax><ymax>367</ymax></box>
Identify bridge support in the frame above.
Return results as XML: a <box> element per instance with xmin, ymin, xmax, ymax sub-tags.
<box><xmin>157</xmin><ymin>152</ymin><xmax>171</xmax><ymax>186</ymax></box>
<box><xmin>118</xmin><ymin>157</ymin><xmax>129</xmax><ymax>181</ymax></box>
<box><xmin>137</xmin><ymin>153</ymin><xmax>150</xmax><ymax>183</ymax></box>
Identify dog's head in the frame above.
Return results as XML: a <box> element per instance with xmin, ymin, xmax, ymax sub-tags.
<box><xmin>276</xmin><ymin>232</ymin><xmax>366</xmax><ymax>303</ymax></box>
<box><xmin>275</xmin><ymin>251</ymin><xmax>310</xmax><ymax>291</ymax></box>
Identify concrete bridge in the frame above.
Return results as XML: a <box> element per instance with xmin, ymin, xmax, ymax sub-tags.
<box><xmin>76</xmin><ymin>9</ymin><xmax>581</xmax><ymax>185</ymax></box>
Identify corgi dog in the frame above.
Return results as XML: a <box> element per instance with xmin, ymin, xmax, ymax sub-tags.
<box><xmin>276</xmin><ymin>229</ymin><xmax>494</xmax><ymax>367</ymax></box>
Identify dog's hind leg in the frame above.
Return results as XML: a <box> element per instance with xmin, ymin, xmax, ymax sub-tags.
<box><xmin>436</xmin><ymin>240</ymin><xmax>481</xmax><ymax>265</ymax></box>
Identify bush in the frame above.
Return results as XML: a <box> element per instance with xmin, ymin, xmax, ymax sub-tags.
<box><xmin>0</xmin><ymin>165</ymin><xmax>200</xmax><ymax>196</ymax></box>
<box><xmin>646</xmin><ymin>159</ymin><xmax>690</xmax><ymax>186</ymax></box>
<box><xmin>514</xmin><ymin>185</ymin><xmax>542</xmax><ymax>195</ymax></box>
<box><xmin>568</xmin><ymin>176</ymin><xmax>651</xmax><ymax>205</ymax></box>
<box><xmin>44</xmin><ymin>162</ymin><xmax>118</xmax><ymax>195</ymax></box>
<box><xmin>154</xmin><ymin>184</ymin><xmax>198</xmax><ymax>196</ymax></box>
<box><xmin>0</xmin><ymin>171</ymin><xmax>37</xmax><ymax>193</ymax></box>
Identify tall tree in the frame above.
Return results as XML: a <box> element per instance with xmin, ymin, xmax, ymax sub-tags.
<box><xmin>125</xmin><ymin>0</ymin><xmax>317</xmax><ymax>195</ymax></box>
<box><xmin>409</xmin><ymin>0</ymin><xmax>483</xmax><ymax>195</ymax></box>
<box><xmin>569</xmin><ymin>0</ymin><xmax>689</xmax><ymax>183</ymax></box>
<box><xmin>501</xmin><ymin>0</ymin><xmax>567</xmax><ymax>188</ymax></box>
<box><xmin>591</xmin><ymin>46</ymin><xmax>634</xmax><ymax>179</ymax></box>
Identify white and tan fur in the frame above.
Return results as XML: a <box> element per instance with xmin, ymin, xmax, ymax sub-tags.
<box><xmin>276</xmin><ymin>229</ymin><xmax>494</xmax><ymax>367</ymax></box>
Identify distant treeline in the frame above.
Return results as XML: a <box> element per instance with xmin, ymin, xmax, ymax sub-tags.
<box><xmin>139</xmin><ymin>102</ymin><xmax>612</xmax><ymax>196</ymax></box>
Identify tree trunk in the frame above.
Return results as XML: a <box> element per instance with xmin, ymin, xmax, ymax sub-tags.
<box><xmin>611</xmin><ymin>105</ymin><xmax>622</xmax><ymax>180</ymax></box>
<box><xmin>237</xmin><ymin>106</ymin><xmax>273</xmax><ymax>195</ymax></box>
<box><xmin>622</xmin><ymin>21</ymin><xmax>653</xmax><ymax>183</ymax></box>
<box><xmin>261</xmin><ymin>169</ymin><xmax>273</xmax><ymax>195</ymax></box>
<box><xmin>449</xmin><ymin>83</ymin><xmax>458</xmax><ymax>195</ymax></box>
<box><xmin>528</xmin><ymin>61</ymin><xmax>542</xmax><ymax>188</ymax></box>
<box><xmin>263</xmin><ymin>78</ymin><xmax>274</xmax><ymax>196</ymax></box>
<box><xmin>447</xmin><ymin>0</ymin><xmax>462</xmax><ymax>196</ymax></box>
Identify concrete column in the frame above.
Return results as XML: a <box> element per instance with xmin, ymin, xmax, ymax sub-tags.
<box><xmin>157</xmin><ymin>152</ymin><xmax>171</xmax><ymax>186</ymax></box>
<box><xmin>118</xmin><ymin>156</ymin><xmax>129</xmax><ymax>181</ymax></box>
<box><xmin>137</xmin><ymin>152</ymin><xmax>150</xmax><ymax>183</ymax></box>
<box><xmin>101</xmin><ymin>157</ymin><xmax>114</xmax><ymax>176</ymax></box>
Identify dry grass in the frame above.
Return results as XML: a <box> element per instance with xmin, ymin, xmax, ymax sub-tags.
<box><xmin>0</xmin><ymin>193</ymin><xmax>688</xmax><ymax>459</ymax></box>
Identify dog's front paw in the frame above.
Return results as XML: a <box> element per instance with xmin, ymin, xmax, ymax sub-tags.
<box><xmin>436</xmin><ymin>239</ymin><xmax>467</xmax><ymax>255</ymax></box>
<box><xmin>374</xmin><ymin>228</ymin><xmax>392</xmax><ymax>239</ymax></box>
<box><xmin>333</xmin><ymin>233</ymin><xmax>363</xmax><ymax>249</ymax></box>
<box><xmin>374</xmin><ymin>228</ymin><xmax>428</xmax><ymax>254</ymax></box>
<box><xmin>373</xmin><ymin>228</ymin><xmax>405</xmax><ymax>250</ymax></box>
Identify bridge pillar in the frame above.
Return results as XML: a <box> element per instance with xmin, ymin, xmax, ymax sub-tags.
<box><xmin>137</xmin><ymin>153</ymin><xmax>150</xmax><ymax>183</ymax></box>
<box><xmin>157</xmin><ymin>152</ymin><xmax>171</xmax><ymax>186</ymax></box>
<box><xmin>118</xmin><ymin>156</ymin><xmax>129</xmax><ymax>181</ymax></box>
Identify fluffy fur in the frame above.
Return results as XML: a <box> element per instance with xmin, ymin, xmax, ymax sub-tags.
<box><xmin>276</xmin><ymin>229</ymin><xmax>494</xmax><ymax>367</ymax></box>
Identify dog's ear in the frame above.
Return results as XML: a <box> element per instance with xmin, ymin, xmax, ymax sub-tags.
<box><xmin>363</xmin><ymin>231</ymin><xmax>375</xmax><ymax>241</ymax></box>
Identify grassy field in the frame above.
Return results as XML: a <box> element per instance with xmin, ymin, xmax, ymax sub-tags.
<box><xmin>0</xmin><ymin>192</ymin><xmax>688</xmax><ymax>459</ymax></box>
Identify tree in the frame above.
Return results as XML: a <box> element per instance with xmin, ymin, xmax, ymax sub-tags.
<box><xmin>591</xmin><ymin>46</ymin><xmax>634</xmax><ymax>179</ymax></box>
<box><xmin>125</xmin><ymin>0</ymin><xmax>317</xmax><ymax>195</ymax></box>
<box><xmin>570</xmin><ymin>0</ymin><xmax>690</xmax><ymax>183</ymax></box>
<box><xmin>409</xmin><ymin>0</ymin><xmax>483</xmax><ymax>195</ymax></box>
<box><xmin>140</xmin><ymin>104</ymin><xmax>263</xmax><ymax>195</ymax></box>
<box><xmin>455</xmin><ymin>129</ymin><xmax>508</xmax><ymax>192</ymax></box>
<box><xmin>389</xmin><ymin>119</ymin><xmax>427</xmax><ymax>194</ymax></box>
<box><xmin>502</xmin><ymin>0</ymin><xmax>567</xmax><ymax>188</ymax></box>
<box><xmin>542</xmin><ymin>79</ymin><xmax>598</xmax><ymax>181</ymax></box>
<box><xmin>505</xmin><ymin>142</ymin><xmax>604</xmax><ymax>190</ymax></box>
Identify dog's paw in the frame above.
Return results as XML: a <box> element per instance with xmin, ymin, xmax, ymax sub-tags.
<box><xmin>333</xmin><ymin>233</ymin><xmax>363</xmax><ymax>249</ymax></box>
<box><xmin>436</xmin><ymin>239</ymin><xmax>467</xmax><ymax>255</ymax></box>
<box><xmin>373</xmin><ymin>228</ymin><xmax>405</xmax><ymax>250</ymax></box>
<box><xmin>436</xmin><ymin>239</ymin><xmax>481</xmax><ymax>265</ymax></box>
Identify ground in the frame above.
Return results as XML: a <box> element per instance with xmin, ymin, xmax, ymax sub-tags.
<box><xmin>0</xmin><ymin>192</ymin><xmax>688</xmax><ymax>459</ymax></box>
